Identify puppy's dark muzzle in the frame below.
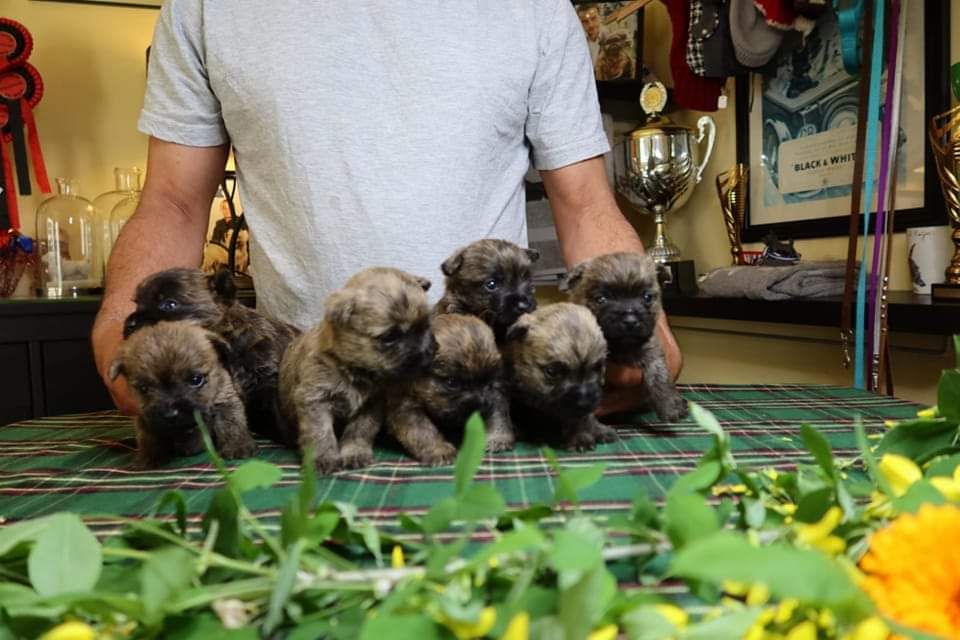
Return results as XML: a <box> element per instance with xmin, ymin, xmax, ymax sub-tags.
<box><xmin>562</xmin><ymin>385</ymin><xmax>602</xmax><ymax>415</ymax></box>
<box><xmin>403</xmin><ymin>334</ymin><xmax>437</xmax><ymax>372</ymax></box>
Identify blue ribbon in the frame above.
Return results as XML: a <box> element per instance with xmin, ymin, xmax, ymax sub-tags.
<box><xmin>835</xmin><ymin>0</ymin><xmax>865</xmax><ymax>74</ymax></box>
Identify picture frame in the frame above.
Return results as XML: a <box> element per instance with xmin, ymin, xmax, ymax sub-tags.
<box><xmin>572</xmin><ymin>1</ymin><xmax>647</xmax><ymax>101</ymax></box>
<box><xmin>735</xmin><ymin>0</ymin><xmax>949</xmax><ymax>242</ymax></box>
<box><xmin>33</xmin><ymin>0</ymin><xmax>161</xmax><ymax>8</ymax></box>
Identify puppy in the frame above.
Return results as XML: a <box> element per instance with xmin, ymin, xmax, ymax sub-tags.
<box><xmin>124</xmin><ymin>267</ymin><xmax>300</xmax><ymax>441</ymax></box>
<box><xmin>108</xmin><ymin>321</ymin><xmax>257</xmax><ymax>468</ymax></box>
<box><xmin>387</xmin><ymin>314</ymin><xmax>514</xmax><ymax>465</ymax></box>
<box><xmin>502</xmin><ymin>303</ymin><xmax>616</xmax><ymax>451</ymax></box>
<box><xmin>278</xmin><ymin>267</ymin><xmax>437</xmax><ymax>473</ymax></box>
<box><xmin>560</xmin><ymin>252</ymin><xmax>687</xmax><ymax>422</ymax></box>
<box><xmin>435</xmin><ymin>239</ymin><xmax>540</xmax><ymax>342</ymax></box>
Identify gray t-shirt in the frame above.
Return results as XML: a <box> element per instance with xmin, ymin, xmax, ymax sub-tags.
<box><xmin>139</xmin><ymin>0</ymin><xmax>609</xmax><ymax>329</ymax></box>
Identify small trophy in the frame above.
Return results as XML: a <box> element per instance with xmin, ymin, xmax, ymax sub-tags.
<box><xmin>614</xmin><ymin>82</ymin><xmax>716</xmax><ymax>294</ymax></box>
<box><xmin>928</xmin><ymin>104</ymin><xmax>960</xmax><ymax>301</ymax></box>
<box><xmin>716</xmin><ymin>164</ymin><xmax>749</xmax><ymax>266</ymax></box>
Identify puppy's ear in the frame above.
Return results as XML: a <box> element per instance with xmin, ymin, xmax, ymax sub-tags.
<box><xmin>525</xmin><ymin>247</ymin><xmax>541</xmax><ymax>263</ymax></box>
<box><xmin>108</xmin><ymin>359</ymin><xmax>125</xmax><ymax>381</ymax></box>
<box><xmin>415</xmin><ymin>276</ymin><xmax>432</xmax><ymax>292</ymax></box>
<box><xmin>209</xmin><ymin>267</ymin><xmax>237</xmax><ymax>303</ymax></box>
<box><xmin>503</xmin><ymin>319</ymin><xmax>529</xmax><ymax>343</ymax></box>
<box><xmin>558</xmin><ymin>262</ymin><xmax>587</xmax><ymax>293</ymax></box>
<box><xmin>324</xmin><ymin>290</ymin><xmax>355</xmax><ymax>326</ymax></box>
<box><xmin>207</xmin><ymin>332</ymin><xmax>233</xmax><ymax>369</ymax></box>
<box><xmin>441</xmin><ymin>249</ymin><xmax>465</xmax><ymax>277</ymax></box>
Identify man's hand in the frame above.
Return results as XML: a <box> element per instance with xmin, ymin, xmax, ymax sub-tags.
<box><xmin>540</xmin><ymin>156</ymin><xmax>683</xmax><ymax>415</ymax></box>
<box><xmin>91</xmin><ymin>138</ymin><xmax>229</xmax><ymax>413</ymax></box>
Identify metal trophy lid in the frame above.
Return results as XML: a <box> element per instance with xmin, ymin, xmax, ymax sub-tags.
<box><xmin>627</xmin><ymin>82</ymin><xmax>695</xmax><ymax>139</ymax></box>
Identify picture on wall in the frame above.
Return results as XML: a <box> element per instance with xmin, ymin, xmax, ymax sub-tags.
<box><xmin>202</xmin><ymin>175</ymin><xmax>250</xmax><ymax>278</ymax></box>
<box><xmin>736</xmin><ymin>0</ymin><xmax>949</xmax><ymax>241</ymax></box>
<box><xmin>34</xmin><ymin>0</ymin><xmax>161</xmax><ymax>7</ymax></box>
<box><xmin>574</xmin><ymin>2</ymin><xmax>640</xmax><ymax>82</ymax></box>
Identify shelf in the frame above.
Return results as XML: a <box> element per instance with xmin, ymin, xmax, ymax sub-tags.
<box><xmin>662</xmin><ymin>291</ymin><xmax>960</xmax><ymax>335</ymax></box>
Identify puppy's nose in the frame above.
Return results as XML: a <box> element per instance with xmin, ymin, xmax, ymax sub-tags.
<box><xmin>163</xmin><ymin>406</ymin><xmax>181</xmax><ymax>421</ymax></box>
<box><xmin>569</xmin><ymin>385</ymin><xmax>601</xmax><ymax>413</ymax></box>
<box><xmin>514</xmin><ymin>296</ymin><xmax>535</xmax><ymax>314</ymax></box>
<box><xmin>621</xmin><ymin>312</ymin><xmax>641</xmax><ymax>329</ymax></box>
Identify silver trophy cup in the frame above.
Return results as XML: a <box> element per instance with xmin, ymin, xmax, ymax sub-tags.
<box><xmin>615</xmin><ymin>110</ymin><xmax>717</xmax><ymax>264</ymax></box>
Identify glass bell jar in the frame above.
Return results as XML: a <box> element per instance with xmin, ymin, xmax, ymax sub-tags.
<box><xmin>109</xmin><ymin>192</ymin><xmax>140</xmax><ymax>246</ymax></box>
<box><xmin>35</xmin><ymin>178</ymin><xmax>100</xmax><ymax>297</ymax></box>
<box><xmin>93</xmin><ymin>167</ymin><xmax>141</xmax><ymax>279</ymax></box>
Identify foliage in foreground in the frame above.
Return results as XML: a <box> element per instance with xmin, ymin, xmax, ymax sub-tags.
<box><xmin>4</xmin><ymin>340</ymin><xmax>960</xmax><ymax>639</ymax></box>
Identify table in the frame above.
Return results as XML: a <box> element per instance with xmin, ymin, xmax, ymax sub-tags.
<box><xmin>0</xmin><ymin>384</ymin><xmax>921</xmax><ymax>538</ymax></box>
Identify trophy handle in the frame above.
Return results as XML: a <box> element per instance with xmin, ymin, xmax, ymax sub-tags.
<box><xmin>695</xmin><ymin>116</ymin><xmax>717</xmax><ymax>184</ymax></box>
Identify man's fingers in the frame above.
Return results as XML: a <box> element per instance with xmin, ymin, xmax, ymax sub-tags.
<box><xmin>604</xmin><ymin>362</ymin><xmax>644</xmax><ymax>388</ymax></box>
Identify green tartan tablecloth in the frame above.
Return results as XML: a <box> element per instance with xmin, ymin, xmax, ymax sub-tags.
<box><xmin>0</xmin><ymin>385</ymin><xmax>922</xmax><ymax>540</ymax></box>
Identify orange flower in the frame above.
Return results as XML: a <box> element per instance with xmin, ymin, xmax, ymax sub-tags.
<box><xmin>860</xmin><ymin>503</ymin><xmax>960</xmax><ymax>638</ymax></box>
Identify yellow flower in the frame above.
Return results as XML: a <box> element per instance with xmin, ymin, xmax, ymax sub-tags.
<box><xmin>440</xmin><ymin>607</ymin><xmax>496</xmax><ymax>640</ymax></box>
<box><xmin>785</xmin><ymin>620</ymin><xmax>817</xmax><ymax>640</ymax></box>
<box><xmin>878</xmin><ymin>454</ymin><xmax>922</xmax><ymax>497</ymax></box>
<box><xmin>41</xmin><ymin>622</ymin><xmax>96</xmax><ymax>640</ymax></box>
<box><xmin>883</xmin><ymin>420</ymin><xmax>898</xmax><ymax>429</ymax></box>
<box><xmin>795</xmin><ymin>506</ymin><xmax>846</xmax><ymax>554</ymax></box>
<box><xmin>917</xmin><ymin>406</ymin><xmax>939</xmax><ymax>419</ymax></box>
<box><xmin>774</xmin><ymin>599</ymin><xmax>799</xmax><ymax>624</ymax></box>
<box><xmin>712</xmin><ymin>484</ymin><xmax>748</xmax><ymax>496</ymax></box>
<box><xmin>772</xmin><ymin>502</ymin><xmax>797</xmax><ymax>516</ymax></box>
<box><xmin>816</xmin><ymin>608</ymin><xmax>836</xmax><ymax>630</ymax></box>
<box><xmin>586</xmin><ymin>624</ymin><xmax>618</xmax><ymax>640</ymax></box>
<box><xmin>930</xmin><ymin>476</ymin><xmax>960</xmax><ymax>501</ymax></box>
<box><xmin>861</xmin><ymin>504</ymin><xmax>960</xmax><ymax>637</ymax></box>
<box><xmin>842</xmin><ymin>617</ymin><xmax>889</xmax><ymax>640</ymax></box>
<box><xmin>722</xmin><ymin>580</ymin><xmax>748</xmax><ymax>597</ymax></box>
<box><xmin>391</xmin><ymin>545</ymin><xmax>405</xmax><ymax>569</ymax></box>
<box><xmin>653</xmin><ymin>604</ymin><xmax>688</xmax><ymax>630</ymax></box>
<box><xmin>746</xmin><ymin>583</ymin><xmax>771</xmax><ymax>607</ymax></box>
<box><xmin>502</xmin><ymin>612</ymin><xmax>529</xmax><ymax>640</ymax></box>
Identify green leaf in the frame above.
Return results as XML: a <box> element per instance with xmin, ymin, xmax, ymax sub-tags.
<box><xmin>164</xmin><ymin>614</ymin><xmax>259</xmax><ymax>639</ymax></box>
<box><xmin>669</xmin><ymin>460</ymin><xmax>723</xmax><ymax>495</ymax></box>
<box><xmin>794</xmin><ymin>487</ymin><xmax>834</xmax><ymax>524</ymax></box>
<box><xmin>422</xmin><ymin>497</ymin><xmax>458</xmax><ymax>535</ymax></box>
<box><xmin>556</xmin><ymin>463</ymin><xmax>608</xmax><ymax>505</ymax></box>
<box><xmin>631</xmin><ymin>488</ymin><xmax>658</xmax><ymax>528</ymax></box>
<box><xmin>27</xmin><ymin>514</ymin><xmax>102</xmax><ymax>597</ymax></box>
<box><xmin>742</xmin><ymin>497</ymin><xmax>766</xmax><ymax>529</ymax></box>
<box><xmin>454</xmin><ymin>412</ymin><xmax>486</xmax><ymax>497</ymax></box>
<box><xmin>689</xmin><ymin>403</ymin><xmax>733</xmax><ymax>468</ymax></box>
<box><xmin>893</xmin><ymin>479</ymin><xmax>947</xmax><ymax>514</ymax></box>
<box><xmin>228</xmin><ymin>459</ymin><xmax>283</xmax><ymax>494</ymax></box>
<box><xmin>550</xmin><ymin>529</ymin><xmax>602</xmax><ymax>573</ymax></box>
<box><xmin>671</xmin><ymin>531</ymin><xmax>872</xmax><ymax>620</ymax></box>
<box><xmin>664</xmin><ymin>492</ymin><xmax>718</xmax><ymax>550</ymax></box>
<box><xmin>683</xmin><ymin>608</ymin><xmax>763</xmax><ymax>640</ymax></box>
<box><xmin>939</xmin><ymin>370</ymin><xmax>960</xmax><ymax>422</ymax></box>
<box><xmin>264</xmin><ymin>539</ymin><xmax>305</xmax><ymax>634</ymax></box>
<box><xmin>621</xmin><ymin>606</ymin><xmax>676</xmax><ymax>640</ymax></box>
<box><xmin>150</xmin><ymin>491</ymin><xmax>189</xmax><ymax>537</ymax></box>
<box><xmin>800</xmin><ymin>424</ymin><xmax>836</xmax><ymax>481</ymax></box>
<box><xmin>140</xmin><ymin>546</ymin><xmax>195</xmax><ymax>622</ymax></box>
<box><xmin>0</xmin><ymin>515</ymin><xmax>55</xmax><ymax>558</ymax></box>
<box><xmin>359</xmin><ymin>615</ymin><xmax>441</xmax><ymax>640</ymax></box>
<box><xmin>955</xmin><ymin>335</ymin><xmax>960</xmax><ymax>369</ymax></box>
<box><xmin>878</xmin><ymin>419</ymin><xmax>959</xmax><ymax>463</ymax></box>
<box><xmin>469</xmin><ymin>523</ymin><xmax>546</xmax><ymax>568</ymax></box>
<box><xmin>558</xmin><ymin>565</ymin><xmax>616</xmax><ymax>640</ymax></box>
<box><xmin>203</xmin><ymin>489</ymin><xmax>240</xmax><ymax>558</ymax></box>
<box><xmin>457</xmin><ymin>484</ymin><xmax>506</xmax><ymax>522</ymax></box>
<box><xmin>925</xmin><ymin>452</ymin><xmax>960</xmax><ymax>478</ymax></box>
<box><xmin>359</xmin><ymin>522</ymin><xmax>383</xmax><ymax>567</ymax></box>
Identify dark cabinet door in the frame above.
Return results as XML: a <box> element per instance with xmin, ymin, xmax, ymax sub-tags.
<box><xmin>41</xmin><ymin>340</ymin><xmax>114</xmax><ymax>417</ymax></box>
<box><xmin>0</xmin><ymin>343</ymin><xmax>33</xmax><ymax>425</ymax></box>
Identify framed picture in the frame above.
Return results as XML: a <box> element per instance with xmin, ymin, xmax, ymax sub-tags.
<box><xmin>735</xmin><ymin>0</ymin><xmax>949</xmax><ymax>242</ymax></box>
<box><xmin>34</xmin><ymin>0</ymin><xmax>161</xmax><ymax>7</ymax></box>
<box><xmin>202</xmin><ymin>172</ymin><xmax>250</xmax><ymax>279</ymax></box>
<box><xmin>573</xmin><ymin>2</ymin><xmax>647</xmax><ymax>100</ymax></box>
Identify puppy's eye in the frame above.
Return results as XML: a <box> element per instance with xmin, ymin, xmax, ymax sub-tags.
<box><xmin>593</xmin><ymin>361</ymin><xmax>605</xmax><ymax>374</ymax></box>
<box><xmin>133</xmin><ymin>382</ymin><xmax>150</xmax><ymax>395</ymax></box>
<box><xmin>159</xmin><ymin>299</ymin><xmax>179</xmax><ymax>312</ymax></box>
<box><xmin>188</xmin><ymin>373</ymin><xmax>207</xmax><ymax>388</ymax></box>
<box><xmin>594</xmin><ymin>294</ymin><xmax>608</xmax><ymax>306</ymax></box>
<box><xmin>444</xmin><ymin>376</ymin><xmax>461</xmax><ymax>389</ymax></box>
<box><xmin>543</xmin><ymin>363</ymin><xmax>563</xmax><ymax>379</ymax></box>
<box><xmin>483</xmin><ymin>278</ymin><xmax>499</xmax><ymax>291</ymax></box>
<box><xmin>642</xmin><ymin>292</ymin><xmax>655</xmax><ymax>304</ymax></box>
<box><xmin>379</xmin><ymin>328</ymin><xmax>403</xmax><ymax>344</ymax></box>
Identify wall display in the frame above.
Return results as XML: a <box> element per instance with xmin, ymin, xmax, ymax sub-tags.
<box><xmin>735</xmin><ymin>0</ymin><xmax>949</xmax><ymax>241</ymax></box>
<box><xmin>202</xmin><ymin>172</ymin><xmax>250</xmax><ymax>278</ymax></box>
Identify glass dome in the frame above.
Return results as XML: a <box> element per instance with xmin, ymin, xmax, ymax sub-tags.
<box><xmin>35</xmin><ymin>178</ymin><xmax>99</xmax><ymax>297</ymax></box>
<box><xmin>93</xmin><ymin>167</ymin><xmax>141</xmax><ymax>279</ymax></box>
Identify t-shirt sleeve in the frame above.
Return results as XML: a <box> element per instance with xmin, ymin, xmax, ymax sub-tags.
<box><xmin>525</xmin><ymin>0</ymin><xmax>611</xmax><ymax>171</ymax></box>
<box><xmin>138</xmin><ymin>0</ymin><xmax>229</xmax><ymax>147</ymax></box>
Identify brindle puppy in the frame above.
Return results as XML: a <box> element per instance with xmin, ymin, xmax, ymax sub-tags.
<box><xmin>560</xmin><ymin>252</ymin><xmax>687</xmax><ymax>422</ymax></box>
<box><xmin>278</xmin><ymin>267</ymin><xmax>437</xmax><ymax>473</ymax></box>
<box><xmin>123</xmin><ymin>267</ymin><xmax>300</xmax><ymax>441</ymax></box>
<box><xmin>502</xmin><ymin>303</ymin><xmax>616</xmax><ymax>451</ymax></box>
<box><xmin>387</xmin><ymin>314</ymin><xmax>513</xmax><ymax>465</ymax></box>
<box><xmin>108</xmin><ymin>321</ymin><xmax>257</xmax><ymax>469</ymax></box>
<box><xmin>434</xmin><ymin>239</ymin><xmax>540</xmax><ymax>342</ymax></box>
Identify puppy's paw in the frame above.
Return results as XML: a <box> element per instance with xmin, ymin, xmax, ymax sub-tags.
<box><xmin>339</xmin><ymin>444</ymin><xmax>375</xmax><ymax>470</ymax></box>
<box><xmin>419</xmin><ymin>441</ymin><xmax>458</xmax><ymax>466</ymax></box>
<box><xmin>564</xmin><ymin>431</ymin><xmax>597</xmax><ymax>452</ymax></box>
<box><xmin>593</xmin><ymin>423</ymin><xmax>619</xmax><ymax>444</ymax></box>
<box><xmin>219</xmin><ymin>438</ymin><xmax>259</xmax><ymax>460</ymax></box>
<box><xmin>131</xmin><ymin>453</ymin><xmax>161</xmax><ymax>470</ymax></box>
<box><xmin>655</xmin><ymin>393</ymin><xmax>689</xmax><ymax>423</ymax></box>
<box><xmin>314</xmin><ymin>453</ymin><xmax>342</xmax><ymax>475</ymax></box>
<box><xmin>486</xmin><ymin>432</ymin><xmax>515</xmax><ymax>453</ymax></box>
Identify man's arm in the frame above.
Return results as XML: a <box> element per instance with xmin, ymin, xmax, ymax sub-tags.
<box><xmin>540</xmin><ymin>155</ymin><xmax>682</xmax><ymax>415</ymax></box>
<box><xmin>91</xmin><ymin>137</ymin><xmax>229</xmax><ymax>414</ymax></box>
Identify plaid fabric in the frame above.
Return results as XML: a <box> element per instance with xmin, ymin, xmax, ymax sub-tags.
<box><xmin>0</xmin><ymin>385</ymin><xmax>920</xmax><ymax>540</ymax></box>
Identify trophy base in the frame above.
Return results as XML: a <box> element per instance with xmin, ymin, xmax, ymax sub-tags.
<box><xmin>658</xmin><ymin>260</ymin><xmax>698</xmax><ymax>297</ymax></box>
<box><xmin>931</xmin><ymin>283</ymin><xmax>960</xmax><ymax>303</ymax></box>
